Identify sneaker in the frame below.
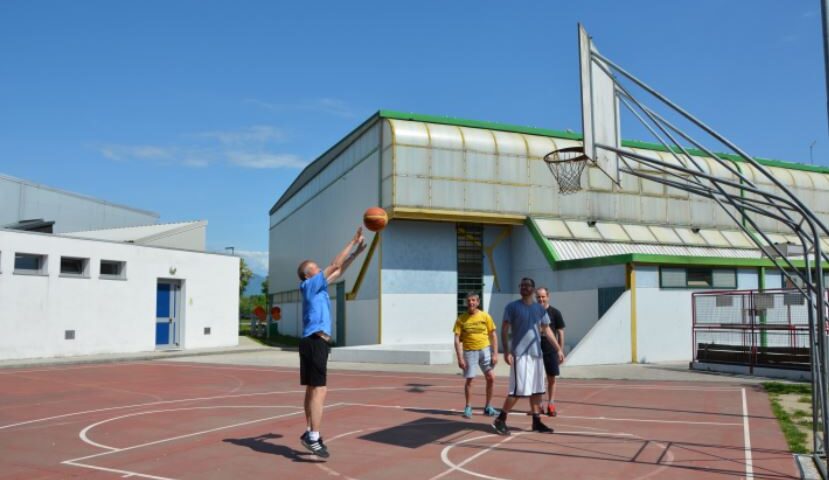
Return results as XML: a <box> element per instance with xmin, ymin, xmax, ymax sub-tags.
<box><xmin>463</xmin><ymin>406</ymin><xmax>473</xmax><ymax>418</ymax></box>
<box><xmin>546</xmin><ymin>404</ymin><xmax>557</xmax><ymax>417</ymax></box>
<box><xmin>483</xmin><ymin>405</ymin><xmax>499</xmax><ymax>417</ymax></box>
<box><xmin>492</xmin><ymin>418</ymin><xmax>510</xmax><ymax>436</ymax></box>
<box><xmin>301</xmin><ymin>434</ymin><xmax>330</xmax><ymax>459</ymax></box>
<box><xmin>532</xmin><ymin>420</ymin><xmax>554</xmax><ymax>434</ymax></box>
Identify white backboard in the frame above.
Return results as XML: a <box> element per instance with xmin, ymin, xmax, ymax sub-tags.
<box><xmin>579</xmin><ymin>24</ymin><xmax>620</xmax><ymax>185</ymax></box>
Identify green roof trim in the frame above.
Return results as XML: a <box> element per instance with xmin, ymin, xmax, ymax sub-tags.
<box><xmin>526</xmin><ymin>217</ymin><xmax>559</xmax><ymax>263</ymax></box>
<box><xmin>550</xmin><ymin>252</ymin><xmax>827</xmax><ymax>271</ymax></box>
<box><xmin>379</xmin><ymin>110</ymin><xmax>829</xmax><ymax>175</ymax></box>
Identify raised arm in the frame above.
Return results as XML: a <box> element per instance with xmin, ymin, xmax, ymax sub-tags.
<box><xmin>325</xmin><ymin>227</ymin><xmax>364</xmax><ymax>283</ymax></box>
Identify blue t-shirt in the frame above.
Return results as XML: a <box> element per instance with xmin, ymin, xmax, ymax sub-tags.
<box><xmin>300</xmin><ymin>272</ymin><xmax>331</xmax><ymax>338</ymax></box>
<box><xmin>503</xmin><ymin>300</ymin><xmax>550</xmax><ymax>357</ymax></box>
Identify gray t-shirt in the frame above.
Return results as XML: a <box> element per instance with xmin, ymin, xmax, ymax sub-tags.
<box><xmin>503</xmin><ymin>300</ymin><xmax>550</xmax><ymax>357</ymax></box>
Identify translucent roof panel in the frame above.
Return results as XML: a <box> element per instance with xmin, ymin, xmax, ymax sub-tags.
<box><xmin>721</xmin><ymin>230</ymin><xmax>754</xmax><ymax>248</ymax></box>
<box><xmin>525</xmin><ymin>136</ymin><xmax>557</xmax><ymax>158</ymax></box>
<box><xmin>459</xmin><ymin>127</ymin><xmax>495</xmax><ymax>152</ymax></box>
<box><xmin>492</xmin><ymin>131</ymin><xmax>527</xmax><ymax>156</ymax></box>
<box><xmin>564</xmin><ymin>220</ymin><xmax>603</xmax><ymax>240</ymax></box>
<box><xmin>675</xmin><ymin>227</ymin><xmax>708</xmax><ymax>246</ymax></box>
<box><xmin>622</xmin><ymin>224</ymin><xmax>657</xmax><ymax>243</ymax></box>
<box><xmin>536</xmin><ymin>219</ymin><xmax>572</xmax><ymax>238</ymax></box>
<box><xmin>425</xmin><ymin>124</ymin><xmax>463</xmax><ymax>150</ymax></box>
<box><xmin>698</xmin><ymin>229</ymin><xmax>731</xmax><ymax>247</ymax></box>
<box><xmin>595</xmin><ymin>222</ymin><xmax>631</xmax><ymax>242</ymax></box>
<box><xmin>649</xmin><ymin>226</ymin><xmax>682</xmax><ymax>244</ymax></box>
<box><xmin>389</xmin><ymin>120</ymin><xmax>430</xmax><ymax>146</ymax></box>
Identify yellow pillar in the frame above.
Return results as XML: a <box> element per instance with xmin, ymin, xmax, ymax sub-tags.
<box><xmin>627</xmin><ymin>264</ymin><xmax>638</xmax><ymax>364</ymax></box>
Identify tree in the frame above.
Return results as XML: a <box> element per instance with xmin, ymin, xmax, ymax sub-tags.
<box><xmin>261</xmin><ymin>276</ymin><xmax>269</xmax><ymax>297</ymax></box>
<box><xmin>239</xmin><ymin>258</ymin><xmax>253</xmax><ymax>296</ymax></box>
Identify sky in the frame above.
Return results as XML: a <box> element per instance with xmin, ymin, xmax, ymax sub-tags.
<box><xmin>1</xmin><ymin>1</ymin><xmax>827</xmax><ymax>275</ymax></box>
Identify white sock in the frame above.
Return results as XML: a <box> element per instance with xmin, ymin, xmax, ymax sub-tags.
<box><xmin>308</xmin><ymin>430</ymin><xmax>320</xmax><ymax>442</ymax></box>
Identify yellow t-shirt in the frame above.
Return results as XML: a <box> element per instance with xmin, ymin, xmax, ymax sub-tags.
<box><xmin>453</xmin><ymin>310</ymin><xmax>496</xmax><ymax>351</ymax></box>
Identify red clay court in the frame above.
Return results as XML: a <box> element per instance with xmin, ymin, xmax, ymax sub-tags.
<box><xmin>0</xmin><ymin>360</ymin><xmax>798</xmax><ymax>479</ymax></box>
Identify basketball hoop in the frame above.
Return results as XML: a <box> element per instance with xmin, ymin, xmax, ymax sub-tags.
<box><xmin>544</xmin><ymin>147</ymin><xmax>589</xmax><ymax>194</ymax></box>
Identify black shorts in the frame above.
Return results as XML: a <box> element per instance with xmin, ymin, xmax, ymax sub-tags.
<box><xmin>542</xmin><ymin>351</ymin><xmax>560</xmax><ymax>377</ymax></box>
<box><xmin>299</xmin><ymin>335</ymin><xmax>330</xmax><ymax>387</ymax></box>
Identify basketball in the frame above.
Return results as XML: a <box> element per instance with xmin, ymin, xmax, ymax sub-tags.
<box><xmin>363</xmin><ymin>207</ymin><xmax>388</xmax><ymax>232</ymax></box>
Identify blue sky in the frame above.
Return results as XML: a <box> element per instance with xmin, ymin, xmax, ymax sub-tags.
<box><xmin>1</xmin><ymin>1</ymin><xmax>826</xmax><ymax>274</ymax></box>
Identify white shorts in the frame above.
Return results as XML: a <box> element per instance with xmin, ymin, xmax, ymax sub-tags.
<box><xmin>508</xmin><ymin>355</ymin><xmax>546</xmax><ymax>397</ymax></box>
<box><xmin>463</xmin><ymin>348</ymin><xmax>494</xmax><ymax>378</ymax></box>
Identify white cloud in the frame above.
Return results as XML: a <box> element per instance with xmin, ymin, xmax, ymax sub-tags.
<box><xmin>245</xmin><ymin>97</ymin><xmax>357</xmax><ymax>118</ymax></box>
<box><xmin>195</xmin><ymin>125</ymin><xmax>287</xmax><ymax>145</ymax></box>
<box><xmin>227</xmin><ymin>152</ymin><xmax>307</xmax><ymax>169</ymax></box>
<box><xmin>99</xmin><ymin>144</ymin><xmax>175</xmax><ymax>162</ymax></box>
<box><xmin>97</xmin><ymin>125</ymin><xmax>303</xmax><ymax>169</ymax></box>
<box><xmin>237</xmin><ymin>250</ymin><xmax>269</xmax><ymax>275</ymax></box>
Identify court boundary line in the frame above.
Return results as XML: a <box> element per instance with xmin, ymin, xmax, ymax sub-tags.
<box><xmin>742</xmin><ymin>387</ymin><xmax>754</xmax><ymax>478</ymax></box>
<box><xmin>58</xmin><ymin>397</ymin><xmax>755</xmax><ymax>480</ymax></box>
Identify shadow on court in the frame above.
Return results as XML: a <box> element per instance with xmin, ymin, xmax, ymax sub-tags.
<box><xmin>359</xmin><ymin>417</ymin><xmax>490</xmax><ymax>449</ymax></box>
<box><xmin>223</xmin><ymin>433</ymin><xmax>320</xmax><ymax>463</ymax></box>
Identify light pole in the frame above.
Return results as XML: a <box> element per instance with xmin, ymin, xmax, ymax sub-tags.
<box><xmin>811</xmin><ymin>140</ymin><xmax>817</xmax><ymax>164</ymax></box>
<box><xmin>225</xmin><ymin>246</ymin><xmax>235</xmax><ymax>255</ymax></box>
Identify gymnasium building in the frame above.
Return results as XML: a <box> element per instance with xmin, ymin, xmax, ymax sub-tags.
<box><xmin>0</xmin><ymin>174</ymin><xmax>240</xmax><ymax>361</ymax></box>
<box><xmin>267</xmin><ymin>111</ymin><xmax>829</xmax><ymax>365</ymax></box>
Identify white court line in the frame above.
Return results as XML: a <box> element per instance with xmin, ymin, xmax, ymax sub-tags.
<box><xmin>742</xmin><ymin>387</ymin><xmax>754</xmax><ymax>478</ymax></box>
<box><xmin>79</xmin><ymin>405</ymin><xmax>299</xmax><ymax>451</ymax></box>
<box><xmin>0</xmin><ymin>361</ymin><xmax>154</xmax><ymax>375</ymax></box>
<box><xmin>0</xmin><ymin>385</ymin><xmax>408</xmax><ymax>431</ymax></box>
<box><xmin>432</xmin><ymin>433</ymin><xmax>515</xmax><ymax>480</ymax></box>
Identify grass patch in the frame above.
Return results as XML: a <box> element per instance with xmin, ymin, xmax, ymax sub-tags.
<box><xmin>764</xmin><ymin>382</ymin><xmax>812</xmax><ymax>454</ymax></box>
<box><xmin>762</xmin><ymin>382</ymin><xmax>811</xmax><ymax>395</ymax></box>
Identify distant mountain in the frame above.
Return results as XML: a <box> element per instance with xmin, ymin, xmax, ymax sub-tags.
<box><xmin>244</xmin><ymin>273</ymin><xmax>266</xmax><ymax>297</ymax></box>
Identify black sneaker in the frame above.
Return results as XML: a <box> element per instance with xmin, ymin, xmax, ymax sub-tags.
<box><xmin>532</xmin><ymin>420</ymin><xmax>554</xmax><ymax>434</ymax></box>
<box><xmin>301</xmin><ymin>434</ymin><xmax>330</xmax><ymax>458</ymax></box>
<box><xmin>492</xmin><ymin>418</ymin><xmax>510</xmax><ymax>436</ymax></box>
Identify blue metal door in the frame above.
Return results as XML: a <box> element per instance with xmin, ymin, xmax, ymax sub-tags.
<box><xmin>155</xmin><ymin>282</ymin><xmax>178</xmax><ymax>346</ymax></box>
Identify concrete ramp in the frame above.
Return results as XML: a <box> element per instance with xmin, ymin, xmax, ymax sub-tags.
<box><xmin>331</xmin><ymin>343</ymin><xmax>454</xmax><ymax>365</ymax></box>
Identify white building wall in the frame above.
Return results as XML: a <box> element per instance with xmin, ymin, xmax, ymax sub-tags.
<box><xmin>380</xmin><ymin>220</ymin><xmax>456</xmax><ymax>345</ymax></box>
<box><xmin>633</xmin><ymin>266</ymin><xmax>759</xmax><ymax>363</ymax></box>
<box><xmin>564</xmin><ymin>291</ymin><xmax>631</xmax><ymax>365</ymax></box>
<box><xmin>0</xmin><ymin>229</ymin><xmax>239</xmax><ymax>360</ymax></box>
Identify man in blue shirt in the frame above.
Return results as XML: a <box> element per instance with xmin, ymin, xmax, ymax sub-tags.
<box><xmin>296</xmin><ymin>227</ymin><xmax>366</xmax><ymax>458</ymax></box>
<box><xmin>492</xmin><ymin>277</ymin><xmax>565</xmax><ymax>436</ymax></box>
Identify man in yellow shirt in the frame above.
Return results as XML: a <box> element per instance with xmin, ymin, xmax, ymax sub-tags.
<box><xmin>453</xmin><ymin>292</ymin><xmax>499</xmax><ymax>418</ymax></box>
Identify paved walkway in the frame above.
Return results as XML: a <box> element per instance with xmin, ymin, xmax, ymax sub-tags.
<box><xmin>0</xmin><ymin>336</ymin><xmax>270</xmax><ymax>369</ymax></box>
<box><xmin>0</xmin><ymin>338</ymin><xmax>791</xmax><ymax>384</ymax></box>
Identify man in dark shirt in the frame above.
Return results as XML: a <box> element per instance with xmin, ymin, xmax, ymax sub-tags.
<box><xmin>536</xmin><ymin>287</ymin><xmax>566</xmax><ymax>417</ymax></box>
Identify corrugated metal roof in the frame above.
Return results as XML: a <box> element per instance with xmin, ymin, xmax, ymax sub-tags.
<box><xmin>550</xmin><ymin>239</ymin><xmax>762</xmax><ymax>261</ymax></box>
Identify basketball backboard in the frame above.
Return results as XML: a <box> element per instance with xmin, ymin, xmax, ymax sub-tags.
<box><xmin>579</xmin><ymin>23</ymin><xmax>621</xmax><ymax>185</ymax></box>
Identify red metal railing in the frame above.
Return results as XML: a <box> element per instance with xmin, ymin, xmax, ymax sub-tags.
<box><xmin>692</xmin><ymin>289</ymin><xmax>822</xmax><ymax>372</ymax></box>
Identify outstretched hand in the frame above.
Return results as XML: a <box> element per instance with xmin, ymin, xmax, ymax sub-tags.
<box><xmin>352</xmin><ymin>226</ymin><xmax>364</xmax><ymax>245</ymax></box>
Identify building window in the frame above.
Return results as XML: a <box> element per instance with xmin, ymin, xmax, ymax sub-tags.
<box><xmin>659</xmin><ymin>267</ymin><xmax>736</xmax><ymax>289</ymax></box>
<box><xmin>457</xmin><ymin>224</ymin><xmax>484</xmax><ymax>314</ymax></box>
<box><xmin>100</xmin><ymin>260</ymin><xmax>126</xmax><ymax>279</ymax></box>
<box><xmin>14</xmin><ymin>253</ymin><xmax>47</xmax><ymax>275</ymax></box>
<box><xmin>60</xmin><ymin>257</ymin><xmax>89</xmax><ymax>277</ymax></box>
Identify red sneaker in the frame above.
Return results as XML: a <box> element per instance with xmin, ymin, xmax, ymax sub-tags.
<box><xmin>546</xmin><ymin>404</ymin><xmax>557</xmax><ymax>417</ymax></box>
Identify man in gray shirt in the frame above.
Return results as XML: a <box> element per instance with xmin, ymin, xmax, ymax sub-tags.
<box><xmin>492</xmin><ymin>277</ymin><xmax>565</xmax><ymax>436</ymax></box>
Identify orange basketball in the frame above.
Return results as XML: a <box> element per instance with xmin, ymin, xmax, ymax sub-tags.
<box><xmin>363</xmin><ymin>207</ymin><xmax>388</xmax><ymax>232</ymax></box>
